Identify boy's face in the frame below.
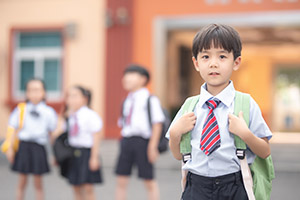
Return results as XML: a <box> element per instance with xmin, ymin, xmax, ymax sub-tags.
<box><xmin>192</xmin><ymin>47</ymin><xmax>241</xmax><ymax>92</ymax></box>
<box><xmin>122</xmin><ymin>72</ymin><xmax>147</xmax><ymax>92</ymax></box>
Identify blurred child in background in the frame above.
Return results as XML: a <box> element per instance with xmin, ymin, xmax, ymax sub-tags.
<box><xmin>61</xmin><ymin>85</ymin><xmax>103</xmax><ymax>200</ymax></box>
<box><xmin>115</xmin><ymin>65</ymin><xmax>165</xmax><ymax>200</ymax></box>
<box><xmin>6</xmin><ymin>78</ymin><xmax>57</xmax><ymax>200</ymax></box>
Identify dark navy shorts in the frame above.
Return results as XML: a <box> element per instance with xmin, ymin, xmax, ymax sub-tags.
<box><xmin>115</xmin><ymin>136</ymin><xmax>154</xmax><ymax>180</ymax></box>
<box><xmin>182</xmin><ymin>171</ymin><xmax>248</xmax><ymax>200</ymax></box>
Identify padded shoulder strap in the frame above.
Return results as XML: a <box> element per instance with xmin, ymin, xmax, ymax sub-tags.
<box><xmin>234</xmin><ymin>91</ymin><xmax>250</xmax><ymax>150</ymax></box>
<box><xmin>179</xmin><ymin>95</ymin><xmax>200</xmax><ymax>155</ymax></box>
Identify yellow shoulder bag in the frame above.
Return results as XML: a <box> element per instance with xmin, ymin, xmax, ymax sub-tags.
<box><xmin>1</xmin><ymin>103</ymin><xmax>26</xmax><ymax>153</ymax></box>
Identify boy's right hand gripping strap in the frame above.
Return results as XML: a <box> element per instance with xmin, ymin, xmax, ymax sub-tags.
<box><xmin>179</xmin><ymin>96</ymin><xmax>199</xmax><ymax>163</ymax></box>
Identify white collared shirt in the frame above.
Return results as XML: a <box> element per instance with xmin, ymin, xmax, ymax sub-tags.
<box><xmin>121</xmin><ymin>88</ymin><xmax>165</xmax><ymax>139</ymax></box>
<box><xmin>166</xmin><ymin>81</ymin><xmax>272</xmax><ymax>177</ymax></box>
<box><xmin>68</xmin><ymin>106</ymin><xmax>102</xmax><ymax>148</ymax></box>
<box><xmin>9</xmin><ymin>102</ymin><xmax>57</xmax><ymax>145</ymax></box>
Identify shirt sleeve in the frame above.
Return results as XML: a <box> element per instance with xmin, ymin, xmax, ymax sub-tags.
<box><xmin>88</xmin><ymin>112</ymin><xmax>103</xmax><ymax>133</ymax></box>
<box><xmin>149</xmin><ymin>96</ymin><xmax>165</xmax><ymax>124</ymax></box>
<box><xmin>249</xmin><ymin>96</ymin><xmax>272</xmax><ymax>140</ymax></box>
<box><xmin>165</xmin><ymin>107</ymin><xmax>183</xmax><ymax>139</ymax></box>
<box><xmin>8</xmin><ymin>107</ymin><xmax>19</xmax><ymax>129</ymax></box>
<box><xmin>47</xmin><ymin>108</ymin><xmax>58</xmax><ymax>132</ymax></box>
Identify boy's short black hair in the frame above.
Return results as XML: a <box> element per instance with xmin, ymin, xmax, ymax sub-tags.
<box><xmin>124</xmin><ymin>64</ymin><xmax>150</xmax><ymax>85</ymax></box>
<box><xmin>192</xmin><ymin>24</ymin><xmax>242</xmax><ymax>60</ymax></box>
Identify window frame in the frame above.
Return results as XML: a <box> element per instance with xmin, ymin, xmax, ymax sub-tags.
<box><xmin>9</xmin><ymin>27</ymin><xmax>65</xmax><ymax>103</ymax></box>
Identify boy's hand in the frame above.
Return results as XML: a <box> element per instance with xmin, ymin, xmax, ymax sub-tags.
<box><xmin>170</xmin><ymin>112</ymin><xmax>196</xmax><ymax>138</ymax></box>
<box><xmin>228</xmin><ymin>111</ymin><xmax>250</xmax><ymax>139</ymax></box>
<box><xmin>148</xmin><ymin>144</ymin><xmax>159</xmax><ymax>164</ymax></box>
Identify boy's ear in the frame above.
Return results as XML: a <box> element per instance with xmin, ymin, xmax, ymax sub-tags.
<box><xmin>192</xmin><ymin>56</ymin><xmax>200</xmax><ymax>72</ymax></box>
<box><xmin>141</xmin><ymin>75</ymin><xmax>148</xmax><ymax>86</ymax></box>
<box><xmin>233</xmin><ymin>56</ymin><xmax>241</xmax><ymax>71</ymax></box>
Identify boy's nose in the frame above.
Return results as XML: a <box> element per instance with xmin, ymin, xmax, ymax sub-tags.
<box><xmin>209</xmin><ymin>61</ymin><xmax>219</xmax><ymax>68</ymax></box>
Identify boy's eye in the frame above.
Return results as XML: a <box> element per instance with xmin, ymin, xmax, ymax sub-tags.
<box><xmin>202</xmin><ymin>55</ymin><xmax>209</xmax><ymax>59</ymax></box>
<box><xmin>220</xmin><ymin>55</ymin><xmax>227</xmax><ymax>59</ymax></box>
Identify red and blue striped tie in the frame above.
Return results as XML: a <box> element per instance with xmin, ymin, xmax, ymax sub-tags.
<box><xmin>200</xmin><ymin>99</ymin><xmax>221</xmax><ymax>155</ymax></box>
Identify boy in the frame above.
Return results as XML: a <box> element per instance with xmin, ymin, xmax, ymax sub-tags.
<box><xmin>115</xmin><ymin>65</ymin><xmax>165</xmax><ymax>200</ymax></box>
<box><xmin>166</xmin><ymin>24</ymin><xmax>272</xmax><ymax>200</ymax></box>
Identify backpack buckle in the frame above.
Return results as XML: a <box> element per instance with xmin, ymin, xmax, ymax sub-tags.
<box><xmin>236</xmin><ymin>149</ymin><xmax>245</xmax><ymax>159</ymax></box>
<box><xmin>182</xmin><ymin>153</ymin><xmax>191</xmax><ymax>163</ymax></box>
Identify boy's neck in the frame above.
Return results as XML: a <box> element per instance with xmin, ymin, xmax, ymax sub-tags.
<box><xmin>129</xmin><ymin>86</ymin><xmax>145</xmax><ymax>93</ymax></box>
<box><xmin>206</xmin><ymin>81</ymin><xmax>230</xmax><ymax>96</ymax></box>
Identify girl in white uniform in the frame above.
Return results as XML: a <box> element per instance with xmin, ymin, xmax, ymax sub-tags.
<box><xmin>65</xmin><ymin>85</ymin><xmax>103</xmax><ymax>200</ymax></box>
<box><xmin>6</xmin><ymin>78</ymin><xmax>57</xmax><ymax>200</ymax></box>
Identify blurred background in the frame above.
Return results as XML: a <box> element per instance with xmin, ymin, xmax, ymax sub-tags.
<box><xmin>0</xmin><ymin>0</ymin><xmax>300</xmax><ymax>199</ymax></box>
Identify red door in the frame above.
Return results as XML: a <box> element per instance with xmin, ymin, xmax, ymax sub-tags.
<box><xmin>105</xmin><ymin>0</ymin><xmax>133</xmax><ymax>138</ymax></box>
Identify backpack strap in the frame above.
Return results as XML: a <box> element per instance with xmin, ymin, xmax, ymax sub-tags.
<box><xmin>234</xmin><ymin>91</ymin><xmax>250</xmax><ymax>153</ymax></box>
<box><xmin>179</xmin><ymin>95</ymin><xmax>200</xmax><ymax>162</ymax></box>
<box><xmin>147</xmin><ymin>95</ymin><xmax>153</xmax><ymax>128</ymax></box>
<box><xmin>233</xmin><ymin>91</ymin><xmax>255</xmax><ymax>200</ymax></box>
<box><xmin>120</xmin><ymin>99</ymin><xmax>125</xmax><ymax>127</ymax></box>
<box><xmin>17</xmin><ymin>102</ymin><xmax>26</xmax><ymax>129</ymax></box>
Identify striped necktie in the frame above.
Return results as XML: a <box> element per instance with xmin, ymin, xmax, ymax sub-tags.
<box><xmin>200</xmin><ymin>99</ymin><xmax>221</xmax><ymax>155</ymax></box>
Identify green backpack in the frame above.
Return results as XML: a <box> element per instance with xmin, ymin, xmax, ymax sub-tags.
<box><xmin>179</xmin><ymin>91</ymin><xmax>275</xmax><ymax>200</ymax></box>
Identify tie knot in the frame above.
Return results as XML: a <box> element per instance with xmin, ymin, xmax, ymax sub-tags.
<box><xmin>206</xmin><ymin>99</ymin><xmax>220</xmax><ymax>110</ymax></box>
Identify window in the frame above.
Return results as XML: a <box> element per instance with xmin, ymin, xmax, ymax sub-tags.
<box><xmin>12</xmin><ymin>31</ymin><xmax>63</xmax><ymax>101</ymax></box>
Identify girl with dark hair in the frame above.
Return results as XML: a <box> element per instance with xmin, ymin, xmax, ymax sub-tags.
<box><xmin>6</xmin><ymin>78</ymin><xmax>57</xmax><ymax>200</ymax></box>
<box><xmin>54</xmin><ymin>85</ymin><xmax>103</xmax><ymax>200</ymax></box>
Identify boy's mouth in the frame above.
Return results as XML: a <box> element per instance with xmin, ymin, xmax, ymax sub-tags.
<box><xmin>209</xmin><ymin>72</ymin><xmax>220</xmax><ymax>76</ymax></box>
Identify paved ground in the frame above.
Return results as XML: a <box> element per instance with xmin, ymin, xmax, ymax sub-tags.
<box><xmin>0</xmin><ymin>140</ymin><xmax>300</xmax><ymax>200</ymax></box>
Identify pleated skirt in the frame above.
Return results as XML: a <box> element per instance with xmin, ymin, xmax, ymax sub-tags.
<box><xmin>12</xmin><ymin>141</ymin><xmax>50</xmax><ymax>175</ymax></box>
<box><xmin>67</xmin><ymin>148</ymin><xmax>103</xmax><ymax>185</ymax></box>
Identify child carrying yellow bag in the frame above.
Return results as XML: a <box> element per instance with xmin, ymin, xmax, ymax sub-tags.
<box><xmin>1</xmin><ymin>103</ymin><xmax>26</xmax><ymax>153</ymax></box>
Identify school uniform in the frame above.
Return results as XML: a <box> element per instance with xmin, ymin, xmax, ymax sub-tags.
<box><xmin>115</xmin><ymin>88</ymin><xmax>165</xmax><ymax>179</ymax></box>
<box><xmin>66</xmin><ymin>106</ymin><xmax>103</xmax><ymax>185</ymax></box>
<box><xmin>166</xmin><ymin>81</ymin><xmax>272</xmax><ymax>200</ymax></box>
<box><xmin>9</xmin><ymin>101</ymin><xmax>57</xmax><ymax>175</ymax></box>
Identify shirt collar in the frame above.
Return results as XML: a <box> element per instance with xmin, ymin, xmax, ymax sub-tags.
<box><xmin>198</xmin><ymin>81</ymin><xmax>235</xmax><ymax>108</ymax></box>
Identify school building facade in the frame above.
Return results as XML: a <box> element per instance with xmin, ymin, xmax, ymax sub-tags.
<box><xmin>106</xmin><ymin>0</ymin><xmax>300</xmax><ymax>138</ymax></box>
<box><xmin>1</xmin><ymin>0</ymin><xmax>300</xmax><ymax>140</ymax></box>
<box><xmin>0</xmin><ymin>0</ymin><xmax>106</xmax><ymax>138</ymax></box>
